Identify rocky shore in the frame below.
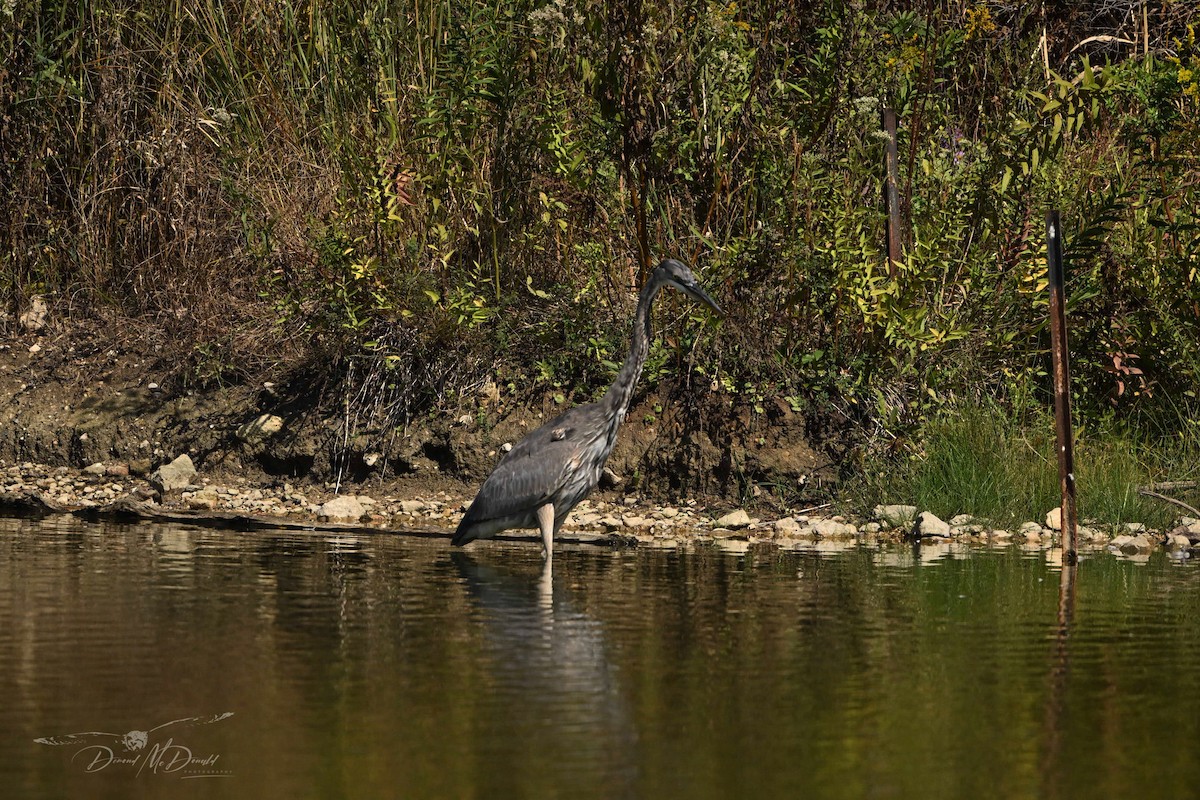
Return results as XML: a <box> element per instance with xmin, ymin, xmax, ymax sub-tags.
<box><xmin>3</xmin><ymin>455</ymin><xmax>1198</xmax><ymax>559</ymax></box>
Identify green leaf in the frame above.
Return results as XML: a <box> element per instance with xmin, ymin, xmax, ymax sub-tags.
<box><xmin>999</xmin><ymin>166</ymin><xmax>1013</xmax><ymax>195</ymax></box>
<box><xmin>525</xmin><ymin>276</ymin><xmax>551</xmax><ymax>299</ymax></box>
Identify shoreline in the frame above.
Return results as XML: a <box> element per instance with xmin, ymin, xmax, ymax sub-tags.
<box><xmin>4</xmin><ymin>458</ymin><xmax>1197</xmax><ymax>558</ymax></box>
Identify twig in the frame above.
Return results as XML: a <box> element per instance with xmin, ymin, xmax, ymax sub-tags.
<box><xmin>1140</xmin><ymin>481</ymin><xmax>1198</xmax><ymax>492</ymax></box>
<box><xmin>1137</xmin><ymin>489</ymin><xmax>1200</xmax><ymax>520</ymax></box>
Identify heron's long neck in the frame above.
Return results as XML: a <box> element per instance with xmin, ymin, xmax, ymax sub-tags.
<box><xmin>602</xmin><ymin>281</ymin><xmax>660</xmax><ymax>423</ymax></box>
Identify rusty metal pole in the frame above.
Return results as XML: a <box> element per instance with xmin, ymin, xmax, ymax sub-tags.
<box><xmin>883</xmin><ymin>107</ymin><xmax>902</xmax><ymax>278</ymax></box>
<box><xmin>1046</xmin><ymin>211</ymin><xmax>1078</xmax><ymax>563</ymax></box>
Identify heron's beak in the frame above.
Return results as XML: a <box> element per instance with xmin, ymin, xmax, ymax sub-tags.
<box><xmin>684</xmin><ymin>282</ymin><xmax>724</xmax><ymax>318</ymax></box>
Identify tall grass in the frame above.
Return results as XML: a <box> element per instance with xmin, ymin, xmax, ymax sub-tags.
<box><xmin>851</xmin><ymin>401</ymin><xmax>1200</xmax><ymax>529</ymax></box>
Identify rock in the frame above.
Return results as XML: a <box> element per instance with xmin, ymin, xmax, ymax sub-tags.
<box><xmin>82</xmin><ymin>462</ymin><xmax>107</xmax><ymax>476</ymax></box>
<box><xmin>185</xmin><ymin>487</ymin><xmax>220</xmax><ymax>510</ymax></box>
<box><xmin>237</xmin><ymin>413</ymin><xmax>284</xmax><ymax>443</ymax></box>
<box><xmin>19</xmin><ymin>295</ymin><xmax>49</xmax><ymax>332</ymax></box>
<box><xmin>812</xmin><ymin>518</ymin><xmax>857</xmax><ymax>538</ymax></box>
<box><xmin>1018</xmin><ymin>521</ymin><xmax>1043</xmax><ymax>536</ymax></box>
<box><xmin>105</xmin><ymin>463</ymin><xmax>130</xmax><ymax>477</ymax></box>
<box><xmin>478</xmin><ymin>380</ymin><xmax>501</xmax><ymax>405</ymax></box>
<box><xmin>916</xmin><ymin>511</ymin><xmax>950</xmax><ymax>538</ymax></box>
<box><xmin>150</xmin><ymin>454</ymin><xmax>196</xmax><ymax>493</ymax></box>
<box><xmin>950</xmin><ymin>514</ymin><xmax>974</xmax><ymax>527</ymax></box>
<box><xmin>1108</xmin><ymin>532</ymin><xmax>1153</xmax><ymax>553</ymax></box>
<box><xmin>715</xmin><ymin>509</ymin><xmax>752</xmax><ymax>529</ymax></box>
<box><xmin>600</xmin><ymin>467</ymin><xmax>623</xmax><ymax>488</ymax></box>
<box><xmin>399</xmin><ymin>500</ymin><xmax>425</xmax><ymax>514</ymax></box>
<box><xmin>319</xmin><ymin>495</ymin><xmax>366</xmax><ymax>522</ymax></box>
<box><xmin>1124</xmin><ymin>521</ymin><xmax>1147</xmax><ymax>534</ymax></box>
<box><xmin>622</xmin><ymin>515</ymin><xmax>651</xmax><ymax>529</ymax></box>
<box><xmin>1126</xmin><ymin>533</ymin><xmax>1153</xmax><ymax>550</ymax></box>
<box><xmin>874</xmin><ymin>504</ymin><xmax>917</xmax><ymax>528</ymax></box>
<box><xmin>773</xmin><ymin>517</ymin><xmax>803</xmax><ymax>536</ymax></box>
<box><xmin>1045</xmin><ymin>507</ymin><xmax>1062</xmax><ymax>531</ymax></box>
<box><xmin>1169</xmin><ymin>534</ymin><xmax>1192</xmax><ymax>549</ymax></box>
<box><xmin>861</xmin><ymin>522</ymin><xmax>882</xmax><ymax>534</ymax></box>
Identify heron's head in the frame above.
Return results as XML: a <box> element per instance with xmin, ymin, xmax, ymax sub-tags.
<box><xmin>654</xmin><ymin>258</ymin><xmax>723</xmax><ymax>317</ymax></box>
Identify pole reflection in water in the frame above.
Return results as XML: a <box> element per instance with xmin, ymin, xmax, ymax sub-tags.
<box><xmin>451</xmin><ymin>551</ymin><xmax>638</xmax><ymax>796</ymax></box>
<box><xmin>1041</xmin><ymin>558</ymin><xmax>1078</xmax><ymax>799</ymax></box>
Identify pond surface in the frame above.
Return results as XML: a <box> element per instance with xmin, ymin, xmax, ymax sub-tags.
<box><xmin>1</xmin><ymin>516</ymin><xmax>1198</xmax><ymax>799</ymax></box>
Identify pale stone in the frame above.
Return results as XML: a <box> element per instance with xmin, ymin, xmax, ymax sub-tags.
<box><xmin>916</xmin><ymin>511</ymin><xmax>950</xmax><ymax>537</ymax></box>
<box><xmin>320</xmin><ymin>495</ymin><xmax>366</xmax><ymax>522</ymax></box>
<box><xmin>19</xmin><ymin>295</ymin><xmax>49</xmax><ymax>332</ymax></box>
<box><xmin>237</xmin><ymin>413</ymin><xmax>284</xmax><ymax>442</ymax></box>
<box><xmin>812</xmin><ymin>518</ymin><xmax>857</xmax><ymax>538</ymax></box>
<box><xmin>773</xmin><ymin>517</ymin><xmax>803</xmax><ymax>536</ymax></box>
<box><xmin>874</xmin><ymin>504</ymin><xmax>917</xmax><ymax>528</ymax></box>
<box><xmin>715</xmin><ymin>509</ymin><xmax>752</xmax><ymax>529</ymax></box>
<box><xmin>1045</xmin><ymin>507</ymin><xmax>1062</xmax><ymax>531</ymax></box>
<box><xmin>150</xmin><ymin>454</ymin><xmax>196</xmax><ymax>493</ymax></box>
<box><xmin>186</xmin><ymin>487</ymin><xmax>220</xmax><ymax>510</ymax></box>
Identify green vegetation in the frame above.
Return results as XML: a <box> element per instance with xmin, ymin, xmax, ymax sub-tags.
<box><xmin>2</xmin><ymin>1</ymin><xmax>1198</xmax><ymax>516</ymax></box>
<box><xmin>850</xmin><ymin>401</ymin><xmax>1200</xmax><ymax>530</ymax></box>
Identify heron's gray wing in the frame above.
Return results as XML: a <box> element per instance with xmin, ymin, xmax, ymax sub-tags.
<box><xmin>462</xmin><ymin>404</ymin><xmax>601</xmax><ymax>525</ymax></box>
<box><xmin>464</xmin><ymin>423</ymin><xmax>582</xmax><ymax>523</ymax></box>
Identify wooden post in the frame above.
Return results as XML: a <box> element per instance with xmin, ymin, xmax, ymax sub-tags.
<box><xmin>883</xmin><ymin>107</ymin><xmax>902</xmax><ymax>278</ymax></box>
<box><xmin>1046</xmin><ymin>211</ymin><xmax>1078</xmax><ymax>563</ymax></box>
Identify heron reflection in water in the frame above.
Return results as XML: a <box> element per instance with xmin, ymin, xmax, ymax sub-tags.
<box><xmin>453</xmin><ymin>258</ymin><xmax>723</xmax><ymax>559</ymax></box>
<box><xmin>452</xmin><ymin>551</ymin><xmax>637</xmax><ymax>793</ymax></box>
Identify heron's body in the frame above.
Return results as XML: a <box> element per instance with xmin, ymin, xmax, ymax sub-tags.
<box><xmin>452</xmin><ymin>258</ymin><xmax>722</xmax><ymax>558</ymax></box>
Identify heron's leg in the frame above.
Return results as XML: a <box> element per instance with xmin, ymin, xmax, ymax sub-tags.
<box><xmin>537</xmin><ymin>555</ymin><xmax>553</xmax><ymax>612</ymax></box>
<box><xmin>535</xmin><ymin>502</ymin><xmax>555</xmax><ymax>560</ymax></box>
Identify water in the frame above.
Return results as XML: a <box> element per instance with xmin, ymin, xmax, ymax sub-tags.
<box><xmin>1</xmin><ymin>516</ymin><xmax>1197</xmax><ymax>799</ymax></box>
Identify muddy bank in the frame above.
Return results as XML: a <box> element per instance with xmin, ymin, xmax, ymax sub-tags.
<box><xmin>0</xmin><ymin>328</ymin><xmax>835</xmax><ymax>508</ymax></box>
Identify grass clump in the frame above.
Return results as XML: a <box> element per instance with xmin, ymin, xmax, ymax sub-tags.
<box><xmin>852</xmin><ymin>402</ymin><xmax>1200</xmax><ymax>531</ymax></box>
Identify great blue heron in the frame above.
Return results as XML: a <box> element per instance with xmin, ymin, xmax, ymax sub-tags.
<box><xmin>452</xmin><ymin>258</ymin><xmax>723</xmax><ymax>558</ymax></box>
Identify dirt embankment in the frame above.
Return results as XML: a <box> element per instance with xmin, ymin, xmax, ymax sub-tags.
<box><xmin>0</xmin><ymin>327</ymin><xmax>839</xmax><ymax>510</ymax></box>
